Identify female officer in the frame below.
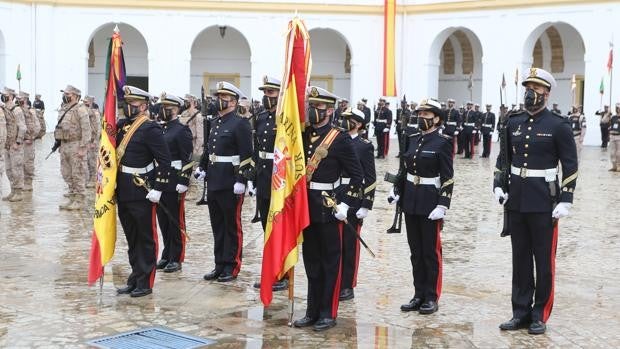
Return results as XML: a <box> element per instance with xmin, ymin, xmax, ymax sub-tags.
<box><xmin>388</xmin><ymin>98</ymin><xmax>454</xmax><ymax>315</ymax></box>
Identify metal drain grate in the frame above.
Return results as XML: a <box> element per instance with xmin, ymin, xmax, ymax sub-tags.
<box><xmin>87</xmin><ymin>327</ymin><xmax>215</xmax><ymax>349</ymax></box>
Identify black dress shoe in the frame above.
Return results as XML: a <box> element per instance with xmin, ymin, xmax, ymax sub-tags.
<box><xmin>216</xmin><ymin>272</ymin><xmax>236</xmax><ymax>282</ymax></box>
<box><xmin>203</xmin><ymin>269</ymin><xmax>221</xmax><ymax>281</ymax></box>
<box><xmin>499</xmin><ymin>317</ymin><xmax>531</xmax><ymax>331</ymax></box>
<box><xmin>313</xmin><ymin>318</ymin><xmax>337</xmax><ymax>331</ymax></box>
<box><xmin>116</xmin><ymin>285</ymin><xmax>136</xmax><ymax>295</ymax></box>
<box><xmin>156</xmin><ymin>259</ymin><xmax>168</xmax><ymax>270</ymax></box>
<box><xmin>528</xmin><ymin>320</ymin><xmax>546</xmax><ymax>335</ymax></box>
<box><xmin>163</xmin><ymin>262</ymin><xmax>182</xmax><ymax>273</ymax></box>
<box><xmin>418</xmin><ymin>300</ymin><xmax>438</xmax><ymax>314</ymax></box>
<box><xmin>130</xmin><ymin>288</ymin><xmax>152</xmax><ymax>297</ymax></box>
<box><xmin>253</xmin><ymin>281</ymin><xmax>261</xmax><ymax>289</ymax></box>
<box><xmin>293</xmin><ymin>316</ymin><xmax>318</xmax><ymax>328</ymax></box>
<box><xmin>400</xmin><ymin>297</ymin><xmax>423</xmax><ymax>312</ymax></box>
<box><xmin>272</xmin><ymin>279</ymin><xmax>289</xmax><ymax>291</ymax></box>
<box><xmin>339</xmin><ymin>288</ymin><xmax>354</xmax><ymax>301</ymax></box>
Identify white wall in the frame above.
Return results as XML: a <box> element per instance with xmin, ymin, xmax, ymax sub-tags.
<box><xmin>308</xmin><ymin>28</ymin><xmax>351</xmax><ymax>100</ymax></box>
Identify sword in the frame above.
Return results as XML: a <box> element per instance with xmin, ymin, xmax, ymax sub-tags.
<box><xmin>132</xmin><ymin>174</ymin><xmax>190</xmax><ymax>241</ymax></box>
<box><xmin>321</xmin><ymin>191</ymin><xmax>376</xmax><ymax>258</ymax></box>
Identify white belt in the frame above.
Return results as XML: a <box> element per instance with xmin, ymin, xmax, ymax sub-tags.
<box><xmin>121</xmin><ymin>162</ymin><xmax>155</xmax><ymax>174</ymax></box>
<box><xmin>407</xmin><ymin>123</ymin><xmax>418</xmax><ymax>128</ymax></box>
<box><xmin>376</xmin><ymin>119</ymin><xmax>387</xmax><ymax>123</ymax></box>
<box><xmin>258</xmin><ymin>151</ymin><xmax>274</xmax><ymax>160</ymax></box>
<box><xmin>482</xmin><ymin>124</ymin><xmax>493</xmax><ymax>128</ymax></box>
<box><xmin>446</xmin><ymin>121</ymin><xmax>457</xmax><ymax>126</ymax></box>
<box><xmin>406</xmin><ymin>173</ymin><xmax>440</xmax><ymax>188</ymax></box>
<box><xmin>341</xmin><ymin>177</ymin><xmax>351</xmax><ymax>185</ymax></box>
<box><xmin>464</xmin><ymin>123</ymin><xmax>475</xmax><ymax>127</ymax></box>
<box><xmin>171</xmin><ymin>160</ymin><xmax>182</xmax><ymax>170</ymax></box>
<box><xmin>309</xmin><ymin>179</ymin><xmax>341</xmax><ymax>190</ymax></box>
<box><xmin>510</xmin><ymin>165</ymin><xmax>557</xmax><ymax>182</ymax></box>
<box><xmin>209</xmin><ymin>154</ymin><xmax>240</xmax><ymax>165</ymax></box>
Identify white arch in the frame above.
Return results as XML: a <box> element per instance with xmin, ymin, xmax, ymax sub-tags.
<box><xmin>0</xmin><ymin>28</ymin><xmax>5</xmax><ymax>87</ymax></box>
<box><xmin>522</xmin><ymin>21</ymin><xmax>586</xmax><ymax>63</ymax></box>
<box><xmin>308</xmin><ymin>27</ymin><xmax>352</xmax><ymax>99</ymax></box>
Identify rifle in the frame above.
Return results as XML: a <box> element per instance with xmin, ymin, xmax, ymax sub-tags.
<box><xmin>496</xmin><ymin>112</ymin><xmax>511</xmax><ymax>237</ymax></box>
<box><xmin>384</xmin><ymin>160</ymin><xmax>405</xmax><ymax>234</ymax></box>
<box><xmin>45</xmin><ymin>139</ymin><xmax>61</xmax><ymax>160</ymax></box>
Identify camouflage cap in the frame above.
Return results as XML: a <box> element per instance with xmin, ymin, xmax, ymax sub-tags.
<box><xmin>2</xmin><ymin>87</ymin><xmax>16</xmax><ymax>95</ymax></box>
<box><xmin>17</xmin><ymin>91</ymin><xmax>30</xmax><ymax>99</ymax></box>
<box><xmin>60</xmin><ymin>85</ymin><xmax>81</xmax><ymax>95</ymax></box>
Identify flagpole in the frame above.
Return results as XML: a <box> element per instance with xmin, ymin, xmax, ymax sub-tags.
<box><xmin>287</xmin><ymin>267</ymin><xmax>295</xmax><ymax>327</ymax></box>
<box><xmin>610</xmin><ymin>62</ymin><xmax>614</xmax><ymax>107</ymax></box>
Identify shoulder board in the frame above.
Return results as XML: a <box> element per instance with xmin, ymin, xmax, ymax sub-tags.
<box><xmin>551</xmin><ymin>110</ymin><xmax>566</xmax><ymax>118</ymax></box>
<box><xmin>407</xmin><ymin>132</ymin><xmax>421</xmax><ymax>138</ymax></box>
<box><xmin>438</xmin><ymin>132</ymin><xmax>452</xmax><ymax>140</ymax></box>
<box><xmin>509</xmin><ymin>111</ymin><xmax>526</xmax><ymax>118</ymax></box>
<box><xmin>361</xmin><ymin>137</ymin><xmax>371</xmax><ymax>144</ymax></box>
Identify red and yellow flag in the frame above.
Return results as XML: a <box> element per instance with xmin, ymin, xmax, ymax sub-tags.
<box><xmin>88</xmin><ymin>26</ymin><xmax>126</xmax><ymax>285</ymax></box>
<box><xmin>260</xmin><ymin>17</ymin><xmax>311</xmax><ymax>306</ymax></box>
<box><xmin>383</xmin><ymin>0</ymin><xmax>396</xmax><ymax>96</ymax></box>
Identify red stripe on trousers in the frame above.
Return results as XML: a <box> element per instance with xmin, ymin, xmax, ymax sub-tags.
<box><xmin>331</xmin><ymin>222</ymin><xmax>344</xmax><ymax>319</ymax></box>
<box><xmin>542</xmin><ymin>222</ymin><xmax>559</xmax><ymax>322</ymax></box>
<box><xmin>149</xmin><ymin>203</ymin><xmax>159</xmax><ymax>288</ymax></box>
<box><xmin>232</xmin><ymin>195</ymin><xmax>244</xmax><ymax>276</ymax></box>
<box><xmin>435</xmin><ymin>220</ymin><xmax>443</xmax><ymax>301</ymax></box>
<box><xmin>384</xmin><ymin>134</ymin><xmax>389</xmax><ymax>157</ymax></box>
<box><xmin>352</xmin><ymin>222</ymin><xmax>361</xmax><ymax>288</ymax></box>
<box><xmin>452</xmin><ymin>137</ymin><xmax>456</xmax><ymax>159</ymax></box>
<box><xmin>179</xmin><ymin>192</ymin><xmax>186</xmax><ymax>263</ymax></box>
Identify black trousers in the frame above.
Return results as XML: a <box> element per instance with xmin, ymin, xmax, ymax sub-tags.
<box><xmin>457</xmin><ymin>131</ymin><xmax>465</xmax><ymax>154</ymax></box>
<box><xmin>601</xmin><ymin>124</ymin><xmax>610</xmax><ymax>147</ymax></box>
<box><xmin>302</xmin><ymin>221</ymin><xmax>343</xmax><ymax>320</ymax></box>
<box><xmin>207</xmin><ymin>190</ymin><xmax>244</xmax><ymax>276</ymax></box>
<box><xmin>257</xmin><ymin>196</ymin><xmax>270</xmax><ymax>232</ymax></box>
<box><xmin>509</xmin><ymin>211</ymin><xmax>558</xmax><ymax>323</ymax></box>
<box><xmin>158</xmin><ymin>191</ymin><xmax>186</xmax><ymax>263</ymax></box>
<box><xmin>376</xmin><ymin>130</ymin><xmax>388</xmax><ymax>157</ymax></box>
<box><xmin>397</xmin><ymin>130</ymin><xmax>405</xmax><ymax>156</ymax></box>
<box><xmin>404</xmin><ymin>214</ymin><xmax>442</xmax><ymax>302</ymax></box>
<box><xmin>463</xmin><ymin>131</ymin><xmax>474</xmax><ymax>158</ymax></box>
<box><xmin>118</xmin><ymin>200</ymin><xmax>158</xmax><ymax>289</ymax></box>
<box><xmin>341</xmin><ymin>212</ymin><xmax>362</xmax><ymax>290</ymax></box>
<box><xmin>482</xmin><ymin>133</ymin><xmax>492</xmax><ymax>157</ymax></box>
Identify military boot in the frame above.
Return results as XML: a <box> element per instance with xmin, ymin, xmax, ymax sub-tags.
<box><xmin>59</xmin><ymin>195</ymin><xmax>75</xmax><ymax>210</ymax></box>
<box><xmin>8</xmin><ymin>189</ymin><xmax>23</xmax><ymax>202</ymax></box>
<box><xmin>2</xmin><ymin>191</ymin><xmax>14</xmax><ymax>201</ymax></box>
<box><xmin>23</xmin><ymin>181</ymin><xmax>33</xmax><ymax>192</ymax></box>
<box><xmin>66</xmin><ymin>194</ymin><xmax>84</xmax><ymax>211</ymax></box>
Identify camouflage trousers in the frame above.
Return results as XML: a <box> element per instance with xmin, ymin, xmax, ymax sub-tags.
<box><xmin>23</xmin><ymin>140</ymin><xmax>36</xmax><ymax>184</ymax></box>
<box><xmin>0</xmin><ymin>151</ymin><xmax>4</xmax><ymax>183</ymax></box>
<box><xmin>610</xmin><ymin>135</ymin><xmax>620</xmax><ymax>168</ymax></box>
<box><xmin>4</xmin><ymin>145</ymin><xmax>24</xmax><ymax>190</ymax></box>
<box><xmin>60</xmin><ymin>141</ymin><xmax>87</xmax><ymax>195</ymax></box>
<box><xmin>87</xmin><ymin>143</ymin><xmax>98</xmax><ymax>182</ymax></box>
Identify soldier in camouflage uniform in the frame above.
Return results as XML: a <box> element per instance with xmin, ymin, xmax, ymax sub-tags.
<box><xmin>83</xmin><ymin>96</ymin><xmax>101</xmax><ymax>187</ymax></box>
<box><xmin>0</xmin><ymin>104</ymin><xmax>6</xmax><ymax>191</ymax></box>
<box><xmin>1</xmin><ymin>87</ymin><xmax>27</xmax><ymax>202</ymax></box>
<box><xmin>179</xmin><ymin>94</ymin><xmax>203</xmax><ymax>199</ymax></box>
<box><xmin>33</xmin><ymin>94</ymin><xmax>47</xmax><ymax>140</ymax></box>
<box><xmin>17</xmin><ymin>92</ymin><xmax>41</xmax><ymax>191</ymax></box>
<box><xmin>55</xmin><ymin>85</ymin><xmax>91</xmax><ymax>210</ymax></box>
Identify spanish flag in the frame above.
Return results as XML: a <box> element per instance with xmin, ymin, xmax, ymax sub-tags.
<box><xmin>383</xmin><ymin>0</ymin><xmax>396</xmax><ymax>96</ymax></box>
<box><xmin>88</xmin><ymin>26</ymin><xmax>126</xmax><ymax>285</ymax></box>
<box><xmin>260</xmin><ymin>17</ymin><xmax>311</xmax><ymax>306</ymax></box>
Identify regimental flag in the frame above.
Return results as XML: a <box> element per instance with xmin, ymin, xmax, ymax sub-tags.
<box><xmin>607</xmin><ymin>42</ymin><xmax>614</xmax><ymax>74</ymax></box>
<box><xmin>515</xmin><ymin>68</ymin><xmax>519</xmax><ymax>85</ymax></box>
<box><xmin>88</xmin><ymin>26</ymin><xmax>126</xmax><ymax>285</ymax></box>
<box><xmin>260</xmin><ymin>17</ymin><xmax>311</xmax><ymax>306</ymax></box>
<box><xmin>599</xmin><ymin>76</ymin><xmax>605</xmax><ymax>95</ymax></box>
<box><xmin>16</xmin><ymin>64</ymin><xmax>21</xmax><ymax>81</ymax></box>
<box><xmin>383</xmin><ymin>0</ymin><xmax>396</xmax><ymax>96</ymax></box>
<box><xmin>501</xmin><ymin>73</ymin><xmax>507</xmax><ymax>90</ymax></box>
<box><xmin>467</xmin><ymin>73</ymin><xmax>474</xmax><ymax>91</ymax></box>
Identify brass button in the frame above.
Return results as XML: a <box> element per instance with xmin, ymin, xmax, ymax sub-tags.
<box><xmin>525</xmin><ymin>135</ymin><xmax>530</xmax><ymax>139</ymax></box>
<box><xmin>524</xmin><ymin>162</ymin><xmax>528</xmax><ymax>167</ymax></box>
<box><xmin>528</xmin><ymin>127</ymin><xmax>532</xmax><ymax>131</ymax></box>
<box><xmin>525</xmin><ymin>144</ymin><xmax>529</xmax><ymax>148</ymax></box>
<box><xmin>529</xmin><ymin>118</ymin><xmax>533</xmax><ymax>122</ymax></box>
<box><xmin>524</xmin><ymin>153</ymin><xmax>528</xmax><ymax>157</ymax></box>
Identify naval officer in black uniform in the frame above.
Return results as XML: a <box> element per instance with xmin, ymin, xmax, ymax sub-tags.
<box><xmin>154</xmin><ymin>93</ymin><xmax>193</xmax><ymax>273</ymax></box>
<box><xmin>336</xmin><ymin>107</ymin><xmax>376</xmax><ymax>302</ymax></box>
<box><xmin>293</xmin><ymin>86</ymin><xmax>363</xmax><ymax>332</ymax></box>
<box><xmin>195</xmin><ymin>82</ymin><xmax>254</xmax><ymax>283</ymax></box>
<box><xmin>480</xmin><ymin>104</ymin><xmax>496</xmax><ymax>158</ymax></box>
<box><xmin>116</xmin><ymin>85</ymin><xmax>171</xmax><ymax>297</ymax></box>
<box><xmin>389</xmin><ymin>98</ymin><xmax>454</xmax><ymax>315</ymax></box>
<box><xmin>494</xmin><ymin>68</ymin><xmax>578</xmax><ymax>335</ymax></box>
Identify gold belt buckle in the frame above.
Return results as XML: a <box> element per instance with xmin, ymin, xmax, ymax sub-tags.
<box><xmin>520</xmin><ymin>168</ymin><xmax>528</xmax><ymax>178</ymax></box>
<box><xmin>412</xmin><ymin>175</ymin><xmax>420</xmax><ymax>185</ymax></box>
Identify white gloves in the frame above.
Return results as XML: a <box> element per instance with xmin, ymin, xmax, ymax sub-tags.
<box><xmin>146</xmin><ymin>189</ymin><xmax>162</xmax><ymax>203</ymax></box>
<box><xmin>454</xmin><ymin>130</ymin><xmax>459</xmax><ymax>136</ymax></box>
<box><xmin>233</xmin><ymin>182</ymin><xmax>246</xmax><ymax>195</ymax></box>
<box><xmin>473</xmin><ymin>130</ymin><xmax>478</xmax><ymax>134</ymax></box>
<box><xmin>428</xmin><ymin>205</ymin><xmax>447</xmax><ymax>220</ymax></box>
<box><xmin>176</xmin><ymin>184</ymin><xmax>188</xmax><ymax>194</ymax></box>
<box><xmin>388</xmin><ymin>187</ymin><xmax>400</xmax><ymax>204</ymax></box>
<box><xmin>494</xmin><ymin>187</ymin><xmax>508</xmax><ymax>205</ymax></box>
<box><xmin>194</xmin><ymin>167</ymin><xmax>206</xmax><ymax>181</ymax></box>
<box><xmin>356</xmin><ymin>207</ymin><xmax>369</xmax><ymax>219</ymax></box>
<box><xmin>247</xmin><ymin>181</ymin><xmax>256</xmax><ymax>197</ymax></box>
<box><xmin>383</xmin><ymin>128</ymin><xmax>390</xmax><ymax>133</ymax></box>
<box><xmin>334</xmin><ymin>202</ymin><xmax>349</xmax><ymax>221</ymax></box>
<box><xmin>552</xmin><ymin>202</ymin><xmax>572</xmax><ymax>219</ymax></box>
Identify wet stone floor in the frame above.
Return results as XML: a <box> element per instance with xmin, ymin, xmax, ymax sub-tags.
<box><xmin>1</xmin><ymin>135</ymin><xmax>619</xmax><ymax>348</ymax></box>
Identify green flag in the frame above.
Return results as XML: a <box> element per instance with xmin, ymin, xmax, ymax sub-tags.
<box><xmin>16</xmin><ymin>64</ymin><xmax>21</xmax><ymax>81</ymax></box>
<box><xmin>599</xmin><ymin>76</ymin><xmax>605</xmax><ymax>95</ymax></box>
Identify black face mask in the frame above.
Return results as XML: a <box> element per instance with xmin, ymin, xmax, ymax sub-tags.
<box><xmin>123</xmin><ymin>103</ymin><xmax>141</xmax><ymax>118</ymax></box>
<box><xmin>160</xmin><ymin>108</ymin><xmax>175</xmax><ymax>121</ymax></box>
<box><xmin>418</xmin><ymin>117</ymin><xmax>434</xmax><ymax>131</ymax></box>
<box><xmin>262</xmin><ymin>95</ymin><xmax>278</xmax><ymax>110</ymax></box>
<box><xmin>307</xmin><ymin>107</ymin><xmax>327</xmax><ymax>125</ymax></box>
<box><xmin>524</xmin><ymin>88</ymin><xmax>546</xmax><ymax>113</ymax></box>
<box><xmin>215</xmin><ymin>97</ymin><xmax>229</xmax><ymax>112</ymax></box>
<box><xmin>62</xmin><ymin>95</ymin><xmax>71</xmax><ymax>104</ymax></box>
<box><xmin>1</xmin><ymin>95</ymin><xmax>9</xmax><ymax>103</ymax></box>
<box><xmin>339</xmin><ymin>117</ymin><xmax>355</xmax><ymax>131</ymax></box>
